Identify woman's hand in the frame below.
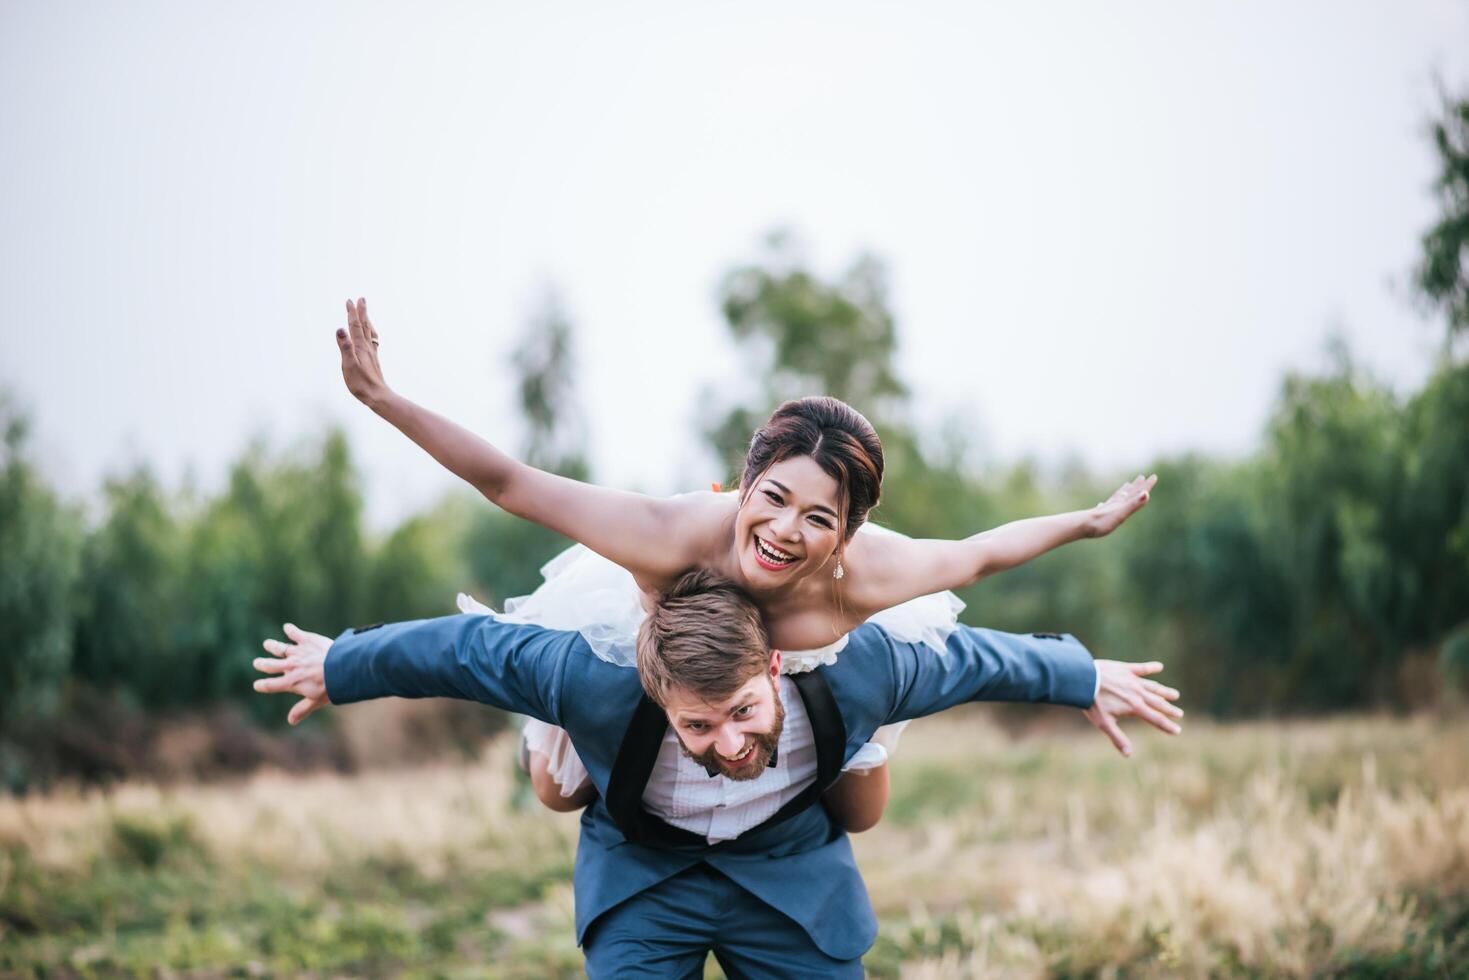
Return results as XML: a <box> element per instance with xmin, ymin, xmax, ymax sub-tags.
<box><xmin>1085</xmin><ymin>473</ymin><xmax>1157</xmax><ymax>538</ymax></box>
<box><xmin>336</xmin><ymin>297</ymin><xmax>390</xmax><ymax>408</ymax></box>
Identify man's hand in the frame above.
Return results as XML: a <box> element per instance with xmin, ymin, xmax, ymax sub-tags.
<box><xmin>254</xmin><ymin>623</ymin><xmax>333</xmax><ymax>725</ymax></box>
<box><xmin>1083</xmin><ymin>659</ymin><xmax>1182</xmax><ymax>757</ymax></box>
<box><xmin>1085</xmin><ymin>474</ymin><xmax>1157</xmax><ymax>538</ymax></box>
<box><xmin>336</xmin><ymin>297</ymin><xmax>390</xmax><ymax>408</ymax></box>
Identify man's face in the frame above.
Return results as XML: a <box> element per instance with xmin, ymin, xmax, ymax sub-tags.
<box><xmin>661</xmin><ymin>652</ymin><xmax>785</xmax><ymax>781</ymax></box>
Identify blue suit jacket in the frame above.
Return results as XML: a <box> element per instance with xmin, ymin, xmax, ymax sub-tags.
<box><xmin>325</xmin><ymin>616</ymin><xmax>1097</xmax><ymax>960</ymax></box>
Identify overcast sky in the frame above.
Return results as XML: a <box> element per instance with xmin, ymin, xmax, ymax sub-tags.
<box><xmin>3</xmin><ymin>0</ymin><xmax>1466</xmax><ymax>528</ymax></box>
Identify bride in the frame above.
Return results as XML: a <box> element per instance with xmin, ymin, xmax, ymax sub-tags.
<box><xmin>335</xmin><ymin>299</ymin><xmax>1173</xmax><ymax>828</ymax></box>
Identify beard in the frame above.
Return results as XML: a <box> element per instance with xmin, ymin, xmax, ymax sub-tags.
<box><xmin>680</xmin><ymin>683</ymin><xmax>786</xmax><ymax>781</ymax></box>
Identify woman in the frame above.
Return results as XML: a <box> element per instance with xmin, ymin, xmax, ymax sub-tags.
<box><xmin>335</xmin><ymin>299</ymin><xmax>1171</xmax><ymax>827</ymax></box>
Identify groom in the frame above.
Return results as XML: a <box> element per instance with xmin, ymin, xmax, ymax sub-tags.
<box><xmin>255</xmin><ymin>570</ymin><xmax>1181</xmax><ymax>977</ymax></box>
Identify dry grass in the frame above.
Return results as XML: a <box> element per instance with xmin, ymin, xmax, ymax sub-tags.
<box><xmin>3</xmin><ymin>712</ymin><xmax>1466</xmax><ymax>977</ymax></box>
<box><xmin>1</xmin><ymin>738</ymin><xmax>561</xmax><ymax>875</ymax></box>
<box><xmin>858</xmin><ymin>711</ymin><xmax>1469</xmax><ymax>976</ymax></box>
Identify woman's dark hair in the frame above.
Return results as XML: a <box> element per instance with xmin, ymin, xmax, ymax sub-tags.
<box><xmin>738</xmin><ymin>396</ymin><xmax>884</xmax><ymax>542</ymax></box>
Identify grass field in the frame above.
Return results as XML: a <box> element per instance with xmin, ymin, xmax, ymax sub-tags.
<box><xmin>2</xmin><ymin>711</ymin><xmax>1466</xmax><ymax>978</ymax></box>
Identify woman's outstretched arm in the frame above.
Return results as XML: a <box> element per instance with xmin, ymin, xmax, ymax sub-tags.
<box><xmin>336</xmin><ymin>298</ymin><xmax>709</xmax><ymax>582</ymax></box>
<box><xmin>844</xmin><ymin>475</ymin><xmax>1156</xmax><ymax>616</ymax></box>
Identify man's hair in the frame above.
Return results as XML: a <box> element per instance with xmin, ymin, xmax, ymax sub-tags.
<box><xmin>636</xmin><ymin>569</ymin><xmax>770</xmax><ymax>707</ymax></box>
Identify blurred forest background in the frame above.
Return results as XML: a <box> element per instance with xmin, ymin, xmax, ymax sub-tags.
<box><xmin>2</xmin><ymin>95</ymin><xmax>1467</xmax><ymax>797</ymax></box>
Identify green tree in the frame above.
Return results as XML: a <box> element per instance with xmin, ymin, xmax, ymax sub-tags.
<box><xmin>0</xmin><ymin>399</ymin><xmax>82</xmax><ymax>729</ymax></box>
<box><xmin>283</xmin><ymin>429</ymin><xmax>367</xmax><ymax>633</ymax></box>
<box><xmin>1409</xmin><ymin>90</ymin><xmax>1469</xmax><ymax>694</ymax></box>
<box><xmin>174</xmin><ymin>430</ymin><xmax>370</xmax><ymax>715</ymax></box>
<box><xmin>1394</xmin><ymin>360</ymin><xmax>1469</xmax><ymax>651</ymax></box>
<box><xmin>1416</xmin><ymin>93</ymin><xmax>1469</xmax><ymax>343</ymax></box>
<box><xmin>1117</xmin><ymin>454</ymin><xmax>1293</xmax><ymax>714</ymax></box>
<box><xmin>182</xmin><ymin>516</ymin><xmax>265</xmax><ymax>703</ymax></box>
<box><xmin>70</xmin><ymin>466</ymin><xmax>187</xmax><ymax>708</ymax></box>
<box><xmin>367</xmin><ymin>496</ymin><xmax>475</xmax><ymax>623</ymax></box>
<box><xmin>236</xmin><ymin>430</ymin><xmax>368</xmax><ymax>640</ymax></box>
<box><xmin>174</xmin><ymin>462</ymin><xmax>273</xmax><ymax>709</ymax></box>
<box><xmin>462</xmin><ymin>511</ymin><xmax>574</xmax><ymax>609</ymax></box>
<box><xmin>706</xmin><ymin>230</ymin><xmax>909</xmax><ymax>476</ymax></box>
<box><xmin>1119</xmin><ymin>349</ymin><xmax>1469</xmax><ymax>714</ymax></box>
<box><xmin>1263</xmin><ymin>351</ymin><xmax>1404</xmax><ymax>707</ymax></box>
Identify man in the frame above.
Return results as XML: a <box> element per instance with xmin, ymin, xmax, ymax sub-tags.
<box><xmin>255</xmin><ymin>570</ymin><xmax>1181</xmax><ymax>977</ymax></box>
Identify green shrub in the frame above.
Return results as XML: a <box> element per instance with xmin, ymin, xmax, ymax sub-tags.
<box><xmin>109</xmin><ymin>813</ymin><xmax>206</xmax><ymax>870</ymax></box>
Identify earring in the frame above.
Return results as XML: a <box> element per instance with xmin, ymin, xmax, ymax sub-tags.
<box><xmin>833</xmin><ymin>559</ymin><xmax>845</xmax><ymax>580</ymax></box>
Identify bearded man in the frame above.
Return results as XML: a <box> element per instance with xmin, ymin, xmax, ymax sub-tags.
<box><xmin>255</xmin><ymin>570</ymin><xmax>1180</xmax><ymax>977</ymax></box>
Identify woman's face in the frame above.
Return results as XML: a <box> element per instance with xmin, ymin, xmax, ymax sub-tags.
<box><xmin>734</xmin><ymin>454</ymin><xmax>843</xmax><ymax>590</ymax></box>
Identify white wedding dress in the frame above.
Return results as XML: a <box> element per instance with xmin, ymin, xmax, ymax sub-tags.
<box><xmin>457</xmin><ymin>521</ymin><xmax>964</xmax><ymax>796</ymax></box>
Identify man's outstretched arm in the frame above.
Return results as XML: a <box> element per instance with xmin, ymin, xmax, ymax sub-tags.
<box><xmin>253</xmin><ymin>614</ymin><xmax>575</xmax><ymax>726</ymax></box>
<box><xmin>881</xmin><ymin>626</ymin><xmax>1182</xmax><ymax>756</ymax></box>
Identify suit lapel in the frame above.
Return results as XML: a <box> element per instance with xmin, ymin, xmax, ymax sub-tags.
<box><xmin>755</xmin><ymin>668</ymin><xmax>846</xmax><ymax>832</ymax></box>
<box><xmin>605</xmin><ymin>694</ymin><xmax>706</xmax><ymax>848</ymax></box>
<box><xmin>790</xmin><ymin>669</ymin><xmax>845</xmax><ymax>790</ymax></box>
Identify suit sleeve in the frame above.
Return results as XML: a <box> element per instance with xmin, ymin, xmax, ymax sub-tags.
<box><xmin>885</xmin><ymin>625</ymin><xmax>1097</xmax><ymax>724</ymax></box>
<box><xmin>323</xmin><ymin>614</ymin><xmax>574</xmax><ymax>725</ymax></box>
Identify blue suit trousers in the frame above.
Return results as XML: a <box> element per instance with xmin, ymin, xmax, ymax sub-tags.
<box><xmin>582</xmin><ymin>862</ymin><xmax>864</xmax><ymax>978</ymax></box>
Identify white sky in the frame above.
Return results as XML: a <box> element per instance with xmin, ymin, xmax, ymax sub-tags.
<box><xmin>3</xmin><ymin>0</ymin><xmax>1466</xmax><ymax>528</ymax></box>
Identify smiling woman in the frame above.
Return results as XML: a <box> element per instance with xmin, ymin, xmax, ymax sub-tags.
<box><xmin>335</xmin><ymin>297</ymin><xmax>1172</xmax><ymax>825</ymax></box>
<box><xmin>732</xmin><ymin>397</ymin><xmax>883</xmax><ymax>592</ymax></box>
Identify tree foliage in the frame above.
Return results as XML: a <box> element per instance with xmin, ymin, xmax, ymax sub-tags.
<box><xmin>706</xmin><ymin>231</ymin><xmax>908</xmax><ymax>475</ymax></box>
<box><xmin>1119</xmin><ymin>354</ymin><xmax>1469</xmax><ymax>714</ymax></box>
<box><xmin>0</xmin><ymin>400</ymin><xmax>82</xmax><ymax>729</ymax></box>
<box><xmin>71</xmin><ymin>467</ymin><xmax>187</xmax><ymax>708</ymax></box>
<box><xmin>64</xmin><ymin>432</ymin><xmax>370</xmax><ymax>717</ymax></box>
<box><xmin>701</xmin><ymin>229</ymin><xmax>1469</xmax><ymax>717</ymax></box>
<box><xmin>1417</xmin><ymin>93</ymin><xmax>1469</xmax><ymax>342</ymax></box>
